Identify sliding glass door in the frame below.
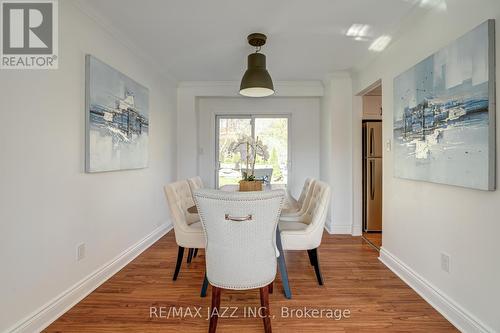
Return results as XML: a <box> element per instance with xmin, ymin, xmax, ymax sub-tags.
<box><xmin>216</xmin><ymin>115</ymin><xmax>289</xmax><ymax>188</ymax></box>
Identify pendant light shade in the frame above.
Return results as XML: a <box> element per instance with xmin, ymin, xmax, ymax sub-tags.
<box><xmin>239</xmin><ymin>33</ymin><xmax>274</xmax><ymax>97</ymax></box>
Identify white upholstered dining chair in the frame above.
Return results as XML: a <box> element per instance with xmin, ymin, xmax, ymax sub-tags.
<box><xmin>281</xmin><ymin>177</ymin><xmax>315</xmax><ymax>216</ymax></box>
<box><xmin>279</xmin><ymin>180</ymin><xmax>331</xmax><ymax>285</ymax></box>
<box><xmin>187</xmin><ymin>176</ymin><xmax>204</xmax><ymax>192</ymax></box>
<box><xmin>164</xmin><ymin>180</ymin><xmax>205</xmax><ymax>280</ymax></box>
<box><xmin>194</xmin><ymin>189</ymin><xmax>285</xmax><ymax>333</ymax></box>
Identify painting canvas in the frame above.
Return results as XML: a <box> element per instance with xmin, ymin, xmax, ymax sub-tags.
<box><xmin>393</xmin><ymin>20</ymin><xmax>495</xmax><ymax>190</ymax></box>
<box><xmin>85</xmin><ymin>55</ymin><xmax>149</xmax><ymax>172</ymax></box>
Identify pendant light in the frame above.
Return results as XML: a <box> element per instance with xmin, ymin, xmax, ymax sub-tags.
<box><xmin>239</xmin><ymin>33</ymin><xmax>275</xmax><ymax>97</ymax></box>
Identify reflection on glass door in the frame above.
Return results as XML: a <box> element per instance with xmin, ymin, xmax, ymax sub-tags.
<box><xmin>254</xmin><ymin>117</ymin><xmax>288</xmax><ymax>185</ymax></box>
<box><xmin>216</xmin><ymin>117</ymin><xmax>252</xmax><ymax>187</ymax></box>
<box><xmin>216</xmin><ymin>115</ymin><xmax>289</xmax><ymax>188</ymax></box>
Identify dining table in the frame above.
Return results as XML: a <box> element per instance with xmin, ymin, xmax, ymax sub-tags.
<box><xmin>188</xmin><ymin>183</ymin><xmax>293</xmax><ymax>299</ymax></box>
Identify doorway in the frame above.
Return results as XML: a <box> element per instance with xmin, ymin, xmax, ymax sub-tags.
<box><xmin>215</xmin><ymin>115</ymin><xmax>289</xmax><ymax>188</ymax></box>
<box><xmin>361</xmin><ymin>84</ymin><xmax>383</xmax><ymax>249</ymax></box>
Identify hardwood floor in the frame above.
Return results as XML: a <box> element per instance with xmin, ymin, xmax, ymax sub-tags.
<box><xmin>362</xmin><ymin>232</ymin><xmax>382</xmax><ymax>249</ymax></box>
<box><xmin>45</xmin><ymin>232</ymin><xmax>457</xmax><ymax>333</ymax></box>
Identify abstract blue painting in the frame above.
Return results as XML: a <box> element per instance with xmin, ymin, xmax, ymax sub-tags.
<box><xmin>393</xmin><ymin>20</ymin><xmax>495</xmax><ymax>190</ymax></box>
<box><xmin>85</xmin><ymin>55</ymin><xmax>149</xmax><ymax>172</ymax></box>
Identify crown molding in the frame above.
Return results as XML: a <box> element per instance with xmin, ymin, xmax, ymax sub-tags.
<box><xmin>177</xmin><ymin>80</ymin><xmax>324</xmax><ymax>97</ymax></box>
<box><xmin>71</xmin><ymin>0</ymin><xmax>177</xmax><ymax>84</ymax></box>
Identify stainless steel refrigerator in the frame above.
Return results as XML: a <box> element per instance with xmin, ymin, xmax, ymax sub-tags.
<box><xmin>362</xmin><ymin>121</ymin><xmax>382</xmax><ymax>232</ymax></box>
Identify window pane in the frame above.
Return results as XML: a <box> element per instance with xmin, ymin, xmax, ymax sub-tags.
<box><xmin>254</xmin><ymin>118</ymin><xmax>288</xmax><ymax>185</ymax></box>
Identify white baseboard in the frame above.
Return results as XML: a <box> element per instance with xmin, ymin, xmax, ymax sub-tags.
<box><xmin>379</xmin><ymin>248</ymin><xmax>493</xmax><ymax>333</ymax></box>
<box><xmin>7</xmin><ymin>223</ymin><xmax>173</xmax><ymax>333</ymax></box>
<box><xmin>351</xmin><ymin>224</ymin><xmax>362</xmax><ymax>236</ymax></box>
<box><xmin>325</xmin><ymin>223</ymin><xmax>353</xmax><ymax>235</ymax></box>
<box><xmin>324</xmin><ymin>222</ymin><xmax>333</xmax><ymax>234</ymax></box>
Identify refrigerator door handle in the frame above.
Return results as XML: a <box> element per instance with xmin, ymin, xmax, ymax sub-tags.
<box><xmin>369</xmin><ymin>127</ymin><xmax>374</xmax><ymax>156</ymax></box>
<box><xmin>370</xmin><ymin>159</ymin><xmax>375</xmax><ymax>200</ymax></box>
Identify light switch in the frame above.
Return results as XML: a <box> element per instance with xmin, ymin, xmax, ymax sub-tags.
<box><xmin>385</xmin><ymin>139</ymin><xmax>392</xmax><ymax>152</ymax></box>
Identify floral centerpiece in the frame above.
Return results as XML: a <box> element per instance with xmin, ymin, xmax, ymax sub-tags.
<box><xmin>228</xmin><ymin>135</ymin><xmax>269</xmax><ymax>191</ymax></box>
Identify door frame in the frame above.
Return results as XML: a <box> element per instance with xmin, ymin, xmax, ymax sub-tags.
<box><xmin>356</xmin><ymin>80</ymin><xmax>383</xmax><ymax>247</ymax></box>
<box><xmin>214</xmin><ymin>114</ymin><xmax>291</xmax><ymax>188</ymax></box>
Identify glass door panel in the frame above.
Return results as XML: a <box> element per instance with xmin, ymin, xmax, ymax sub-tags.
<box><xmin>216</xmin><ymin>115</ymin><xmax>289</xmax><ymax>188</ymax></box>
<box><xmin>216</xmin><ymin>117</ymin><xmax>252</xmax><ymax>187</ymax></box>
<box><xmin>254</xmin><ymin>117</ymin><xmax>288</xmax><ymax>185</ymax></box>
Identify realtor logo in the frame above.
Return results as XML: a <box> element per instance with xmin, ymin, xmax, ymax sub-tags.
<box><xmin>1</xmin><ymin>0</ymin><xmax>58</xmax><ymax>69</ymax></box>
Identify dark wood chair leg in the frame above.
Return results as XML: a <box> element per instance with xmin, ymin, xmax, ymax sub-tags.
<box><xmin>268</xmin><ymin>281</ymin><xmax>273</xmax><ymax>294</ymax></box>
<box><xmin>187</xmin><ymin>248</ymin><xmax>194</xmax><ymax>264</ymax></box>
<box><xmin>209</xmin><ymin>286</ymin><xmax>221</xmax><ymax>333</ymax></box>
<box><xmin>307</xmin><ymin>248</ymin><xmax>324</xmax><ymax>285</ymax></box>
<box><xmin>193</xmin><ymin>248</ymin><xmax>198</xmax><ymax>258</ymax></box>
<box><xmin>173</xmin><ymin>246</ymin><xmax>184</xmax><ymax>281</ymax></box>
<box><xmin>259</xmin><ymin>286</ymin><xmax>272</xmax><ymax>333</ymax></box>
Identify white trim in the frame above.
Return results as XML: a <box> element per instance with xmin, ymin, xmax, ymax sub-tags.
<box><xmin>7</xmin><ymin>223</ymin><xmax>173</xmax><ymax>333</ymax></box>
<box><xmin>178</xmin><ymin>80</ymin><xmax>324</xmax><ymax>92</ymax></box>
<box><xmin>324</xmin><ymin>222</ymin><xmax>333</xmax><ymax>234</ymax></box>
<box><xmin>379</xmin><ymin>247</ymin><xmax>493</xmax><ymax>333</ymax></box>
<box><xmin>177</xmin><ymin>81</ymin><xmax>324</xmax><ymax>97</ymax></box>
<box><xmin>351</xmin><ymin>224</ymin><xmax>362</xmax><ymax>236</ymax></box>
<box><xmin>327</xmin><ymin>224</ymin><xmax>353</xmax><ymax>235</ymax></box>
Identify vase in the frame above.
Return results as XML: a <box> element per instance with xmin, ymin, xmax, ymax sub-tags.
<box><xmin>239</xmin><ymin>180</ymin><xmax>264</xmax><ymax>192</ymax></box>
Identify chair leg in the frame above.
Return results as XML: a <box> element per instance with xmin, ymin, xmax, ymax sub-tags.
<box><xmin>173</xmin><ymin>246</ymin><xmax>184</xmax><ymax>281</ymax></box>
<box><xmin>187</xmin><ymin>248</ymin><xmax>194</xmax><ymax>263</ymax></box>
<box><xmin>276</xmin><ymin>226</ymin><xmax>292</xmax><ymax>299</ymax></box>
<box><xmin>307</xmin><ymin>248</ymin><xmax>324</xmax><ymax>285</ymax></box>
<box><xmin>306</xmin><ymin>249</ymin><xmax>315</xmax><ymax>266</ymax></box>
<box><xmin>209</xmin><ymin>286</ymin><xmax>221</xmax><ymax>333</ymax></box>
<box><xmin>268</xmin><ymin>281</ymin><xmax>273</xmax><ymax>294</ymax></box>
<box><xmin>259</xmin><ymin>285</ymin><xmax>272</xmax><ymax>333</ymax></box>
<box><xmin>193</xmin><ymin>248</ymin><xmax>198</xmax><ymax>258</ymax></box>
<box><xmin>200</xmin><ymin>273</ymin><xmax>209</xmax><ymax>297</ymax></box>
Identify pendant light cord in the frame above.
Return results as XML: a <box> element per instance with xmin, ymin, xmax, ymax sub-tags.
<box><xmin>255</xmin><ymin>46</ymin><xmax>261</xmax><ymax>53</ymax></box>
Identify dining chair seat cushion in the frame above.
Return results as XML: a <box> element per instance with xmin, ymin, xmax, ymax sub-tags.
<box><xmin>174</xmin><ymin>222</ymin><xmax>206</xmax><ymax>249</ymax></box>
<box><xmin>186</xmin><ymin>212</ymin><xmax>200</xmax><ymax>225</ymax></box>
<box><xmin>278</xmin><ymin>214</ymin><xmax>307</xmax><ymax>223</ymax></box>
<box><xmin>278</xmin><ymin>220</ymin><xmax>308</xmax><ymax>231</ymax></box>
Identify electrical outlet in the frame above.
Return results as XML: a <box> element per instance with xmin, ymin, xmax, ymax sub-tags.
<box><xmin>77</xmin><ymin>243</ymin><xmax>86</xmax><ymax>261</ymax></box>
<box><xmin>441</xmin><ymin>253</ymin><xmax>450</xmax><ymax>273</ymax></box>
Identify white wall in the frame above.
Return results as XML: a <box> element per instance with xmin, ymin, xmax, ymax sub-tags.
<box><xmin>176</xmin><ymin>81</ymin><xmax>324</xmax><ymax>191</ymax></box>
<box><xmin>0</xmin><ymin>1</ymin><xmax>177</xmax><ymax>332</ymax></box>
<box><xmin>197</xmin><ymin>97</ymin><xmax>320</xmax><ymax>197</ymax></box>
<box><xmin>321</xmin><ymin>73</ymin><xmax>354</xmax><ymax>233</ymax></box>
<box><xmin>353</xmin><ymin>0</ymin><xmax>500</xmax><ymax>331</ymax></box>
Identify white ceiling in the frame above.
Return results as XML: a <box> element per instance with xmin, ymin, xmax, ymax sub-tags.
<box><xmin>77</xmin><ymin>0</ymin><xmax>422</xmax><ymax>81</ymax></box>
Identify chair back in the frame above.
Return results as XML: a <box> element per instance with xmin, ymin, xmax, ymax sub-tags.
<box><xmin>188</xmin><ymin>176</ymin><xmax>204</xmax><ymax>191</ymax></box>
<box><xmin>297</xmin><ymin>178</ymin><xmax>315</xmax><ymax>208</ymax></box>
<box><xmin>164</xmin><ymin>181</ymin><xmax>199</xmax><ymax>231</ymax></box>
<box><xmin>300</xmin><ymin>180</ymin><xmax>331</xmax><ymax>248</ymax></box>
<box><xmin>295</xmin><ymin>179</ymin><xmax>318</xmax><ymax>216</ymax></box>
<box><xmin>302</xmin><ymin>180</ymin><xmax>331</xmax><ymax>226</ymax></box>
<box><xmin>194</xmin><ymin>189</ymin><xmax>284</xmax><ymax>290</ymax></box>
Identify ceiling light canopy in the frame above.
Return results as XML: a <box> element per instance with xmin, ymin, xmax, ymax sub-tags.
<box><xmin>240</xmin><ymin>33</ymin><xmax>274</xmax><ymax>97</ymax></box>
